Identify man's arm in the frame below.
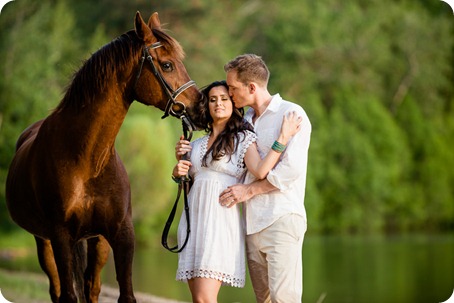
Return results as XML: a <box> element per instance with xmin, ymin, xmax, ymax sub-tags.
<box><xmin>219</xmin><ymin>179</ymin><xmax>277</xmax><ymax>208</ymax></box>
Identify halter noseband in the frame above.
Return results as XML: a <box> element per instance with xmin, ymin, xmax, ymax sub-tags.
<box><xmin>134</xmin><ymin>42</ymin><xmax>197</xmax><ymax>120</ymax></box>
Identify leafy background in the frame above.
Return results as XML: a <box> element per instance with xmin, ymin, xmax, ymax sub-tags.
<box><xmin>0</xmin><ymin>0</ymin><xmax>453</xmax><ymax>244</ymax></box>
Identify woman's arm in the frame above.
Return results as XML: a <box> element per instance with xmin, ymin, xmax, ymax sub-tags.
<box><xmin>172</xmin><ymin>135</ymin><xmax>193</xmax><ymax>187</ymax></box>
<box><xmin>244</xmin><ymin>111</ymin><xmax>302</xmax><ymax>179</ymax></box>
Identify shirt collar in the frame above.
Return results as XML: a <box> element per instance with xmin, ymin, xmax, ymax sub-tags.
<box><xmin>245</xmin><ymin>93</ymin><xmax>282</xmax><ymax>121</ymax></box>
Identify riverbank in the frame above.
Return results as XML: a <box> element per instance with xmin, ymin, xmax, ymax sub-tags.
<box><xmin>2</xmin><ymin>233</ymin><xmax>454</xmax><ymax>302</ymax></box>
<box><xmin>0</xmin><ymin>268</ymin><xmax>189</xmax><ymax>303</ymax></box>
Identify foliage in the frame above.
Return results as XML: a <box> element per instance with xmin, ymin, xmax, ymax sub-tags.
<box><xmin>115</xmin><ymin>107</ymin><xmax>184</xmax><ymax>242</ymax></box>
<box><xmin>0</xmin><ymin>269</ymin><xmax>50</xmax><ymax>303</ymax></box>
<box><xmin>0</xmin><ymin>0</ymin><xmax>453</xmax><ymax>241</ymax></box>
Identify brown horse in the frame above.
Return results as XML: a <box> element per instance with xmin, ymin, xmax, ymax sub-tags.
<box><xmin>5</xmin><ymin>11</ymin><xmax>202</xmax><ymax>303</ymax></box>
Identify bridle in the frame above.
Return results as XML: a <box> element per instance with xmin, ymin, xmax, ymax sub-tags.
<box><xmin>134</xmin><ymin>42</ymin><xmax>197</xmax><ymax>125</ymax></box>
<box><xmin>134</xmin><ymin>41</ymin><xmax>195</xmax><ymax>253</ymax></box>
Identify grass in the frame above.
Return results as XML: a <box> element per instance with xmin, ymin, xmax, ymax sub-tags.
<box><xmin>0</xmin><ymin>231</ymin><xmax>48</xmax><ymax>302</ymax></box>
<box><xmin>0</xmin><ymin>231</ymin><xmax>41</xmax><ymax>273</ymax></box>
<box><xmin>0</xmin><ymin>268</ymin><xmax>49</xmax><ymax>303</ymax></box>
<box><xmin>0</xmin><ymin>268</ymin><xmax>189</xmax><ymax>303</ymax></box>
<box><xmin>0</xmin><ymin>231</ymin><xmax>35</xmax><ymax>249</ymax></box>
<box><xmin>0</xmin><ymin>232</ymin><xmax>189</xmax><ymax>303</ymax></box>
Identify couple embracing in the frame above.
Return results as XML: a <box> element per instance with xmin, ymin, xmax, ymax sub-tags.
<box><xmin>171</xmin><ymin>54</ymin><xmax>311</xmax><ymax>303</ymax></box>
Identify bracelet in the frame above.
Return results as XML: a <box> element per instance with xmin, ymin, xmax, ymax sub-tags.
<box><xmin>171</xmin><ymin>175</ymin><xmax>181</xmax><ymax>184</ymax></box>
<box><xmin>271</xmin><ymin>140</ymin><xmax>286</xmax><ymax>153</ymax></box>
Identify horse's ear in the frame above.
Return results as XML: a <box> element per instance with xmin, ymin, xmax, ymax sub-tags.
<box><xmin>134</xmin><ymin>11</ymin><xmax>154</xmax><ymax>43</ymax></box>
<box><xmin>147</xmin><ymin>12</ymin><xmax>161</xmax><ymax>30</ymax></box>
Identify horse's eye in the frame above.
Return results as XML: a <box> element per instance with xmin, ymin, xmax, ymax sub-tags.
<box><xmin>161</xmin><ymin>62</ymin><xmax>173</xmax><ymax>72</ymax></box>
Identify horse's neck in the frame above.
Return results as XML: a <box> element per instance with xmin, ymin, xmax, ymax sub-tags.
<box><xmin>85</xmin><ymin>96</ymin><xmax>129</xmax><ymax>153</ymax></box>
<box><xmin>52</xmin><ymin>91</ymin><xmax>130</xmax><ymax>174</ymax></box>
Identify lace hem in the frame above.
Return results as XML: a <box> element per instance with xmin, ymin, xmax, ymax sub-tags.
<box><xmin>176</xmin><ymin>268</ymin><xmax>245</xmax><ymax>288</ymax></box>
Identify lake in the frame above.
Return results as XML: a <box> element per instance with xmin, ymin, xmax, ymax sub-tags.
<box><xmin>101</xmin><ymin>233</ymin><xmax>454</xmax><ymax>303</ymax></box>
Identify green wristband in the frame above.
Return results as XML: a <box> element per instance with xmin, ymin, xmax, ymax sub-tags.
<box><xmin>271</xmin><ymin>140</ymin><xmax>286</xmax><ymax>153</ymax></box>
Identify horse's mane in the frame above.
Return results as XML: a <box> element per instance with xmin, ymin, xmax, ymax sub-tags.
<box><xmin>55</xmin><ymin>28</ymin><xmax>185</xmax><ymax>113</ymax></box>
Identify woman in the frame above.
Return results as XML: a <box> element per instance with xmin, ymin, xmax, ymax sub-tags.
<box><xmin>172</xmin><ymin>80</ymin><xmax>301</xmax><ymax>302</ymax></box>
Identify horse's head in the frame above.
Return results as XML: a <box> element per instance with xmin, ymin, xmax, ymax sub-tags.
<box><xmin>133</xmin><ymin>12</ymin><xmax>204</xmax><ymax>129</ymax></box>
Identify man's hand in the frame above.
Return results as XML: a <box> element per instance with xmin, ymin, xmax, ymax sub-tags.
<box><xmin>220</xmin><ymin>179</ymin><xmax>278</xmax><ymax>208</ymax></box>
<box><xmin>219</xmin><ymin>184</ymin><xmax>252</xmax><ymax>208</ymax></box>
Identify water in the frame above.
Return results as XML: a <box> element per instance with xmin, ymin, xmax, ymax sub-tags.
<box><xmin>101</xmin><ymin>233</ymin><xmax>454</xmax><ymax>303</ymax></box>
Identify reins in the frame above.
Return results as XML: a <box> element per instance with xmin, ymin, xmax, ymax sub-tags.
<box><xmin>161</xmin><ymin>114</ymin><xmax>193</xmax><ymax>253</ymax></box>
<box><xmin>134</xmin><ymin>41</ymin><xmax>196</xmax><ymax>253</ymax></box>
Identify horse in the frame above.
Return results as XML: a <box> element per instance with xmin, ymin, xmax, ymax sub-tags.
<box><xmin>5</xmin><ymin>11</ymin><xmax>203</xmax><ymax>303</ymax></box>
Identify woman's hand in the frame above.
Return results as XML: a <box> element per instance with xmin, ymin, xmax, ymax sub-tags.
<box><xmin>172</xmin><ymin>160</ymin><xmax>192</xmax><ymax>178</ymax></box>
<box><xmin>175</xmin><ymin>135</ymin><xmax>192</xmax><ymax>160</ymax></box>
<box><xmin>278</xmin><ymin>111</ymin><xmax>302</xmax><ymax>145</ymax></box>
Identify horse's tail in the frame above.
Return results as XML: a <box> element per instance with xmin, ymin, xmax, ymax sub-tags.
<box><xmin>73</xmin><ymin>240</ymin><xmax>87</xmax><ymax>303</ymax></box>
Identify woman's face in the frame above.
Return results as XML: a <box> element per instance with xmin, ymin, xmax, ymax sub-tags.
<box><xmin>207</xmin><ymin>86</ymin><xmax>233</xmax><ymax>124</ymax></box>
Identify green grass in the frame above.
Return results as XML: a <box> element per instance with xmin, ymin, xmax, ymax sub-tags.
<box><xmin>0</xmin><ymin>230</ymin><xmax>35</xmax><ymax>249</ymax></box>
<box><xmin>0</xmin><ymin>268</ymin><xmax>49</xmax><ymax>303</ymax></box>
<box><xmin>0</xmin><ymin>231</ymin><xmax>41</xmax><ymax>273</ymax></box>
<box><xmin>0</xmin><ymin>231</ymin><xmax>48</xmax><ymax>302</ymax></box>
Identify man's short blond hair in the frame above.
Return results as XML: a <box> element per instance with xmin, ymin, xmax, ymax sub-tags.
<box><xmin>224</xmin><ymin>54</ymin><xmax>270</xmax><ymax>87</ymax></box>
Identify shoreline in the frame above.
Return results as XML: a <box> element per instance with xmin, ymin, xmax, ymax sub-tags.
<box><xmin>0</xmin><ymin>268</ymin><xmax>189</xmax><ymax>303</ymax></box>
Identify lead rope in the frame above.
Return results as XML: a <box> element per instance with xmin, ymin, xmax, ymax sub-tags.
<box><xmin>161</xmin><ymin>115</ymin><xmax>193</xmax><ymax>253</ymax></box>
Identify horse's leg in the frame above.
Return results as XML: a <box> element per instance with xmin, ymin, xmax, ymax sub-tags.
<box><xmin>35</xmin><ymin>236</ymin><xmax>60</xmax><ymax>303</ymax></box>
<box><xmin>109</xmin><ymin>221</ymin><xmax>136</xmax><ymax>303</ymax></box>
<box><xmin>84</xmin><ymin>236</ymin><xmax>110</xmax><ymax>303</ymax></box>
<box><xmin>51</xmin><ymin>231</ymin><xmax>78</xmax><ymax>303</ymax></box>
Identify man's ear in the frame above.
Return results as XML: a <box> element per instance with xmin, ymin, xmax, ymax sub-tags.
<box><xmin>248</xmin><ymin>83</ymin><xmax>256</xmax><ymax>94</ymax></box>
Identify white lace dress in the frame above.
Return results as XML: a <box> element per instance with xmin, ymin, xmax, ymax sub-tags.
<box><xmin>176</xmin><ymin>130</ymin><xmax>256</xmax><ymax>287</ymax></box>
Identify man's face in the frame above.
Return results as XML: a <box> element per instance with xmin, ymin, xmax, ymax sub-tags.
<box><xmin>226</xmin><ymin>71</ymin><xmax>250</xmax><ymax>108</ymax></box>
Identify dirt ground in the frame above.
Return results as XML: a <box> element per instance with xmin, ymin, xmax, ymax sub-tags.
<box><xmin>7</xmin><ymin>285</ymin><xmax>188</xmax><ymax>303</ymax></box>
<box><xmin>99</xmin><ymin>285</ymin><xmax>188</xmax><ymax>303</ymax></box>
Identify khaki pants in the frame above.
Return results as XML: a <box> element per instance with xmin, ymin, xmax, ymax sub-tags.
<box><xmin>246</xmin><ymin>214</ymin><xmax>306</xmax><ymax>303</ymax></box>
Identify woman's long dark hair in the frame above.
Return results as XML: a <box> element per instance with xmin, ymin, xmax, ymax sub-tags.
<box><xmin>200</xmin><ymin>80</ymin><xmax>254</xmax><ymax>166</ymax></box>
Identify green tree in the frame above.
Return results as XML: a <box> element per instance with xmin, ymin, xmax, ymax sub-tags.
<box><xmin>115</xmin><ymin>108</ymin><xmax>184</xmax><ymax>243</ymax></box>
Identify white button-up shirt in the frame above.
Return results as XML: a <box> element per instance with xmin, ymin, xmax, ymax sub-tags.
<box><xmin>243</xmin><ymin>94</ymin><xmax>311</xmax><ymax>235</ymax></box>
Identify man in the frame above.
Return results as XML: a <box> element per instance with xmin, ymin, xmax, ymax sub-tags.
<box><xmin>219</xmin><ymin>54</ymin><xmax>311</xmax><ymax>302</ymax></box>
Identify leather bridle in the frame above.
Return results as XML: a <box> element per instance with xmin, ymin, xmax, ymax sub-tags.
<box><xmin>134</xmin><ymin>42</ymin><xmax>197</xmax><ymax>123</ymax></box>
<box><xmin>134</xmin><ymin>41</ymin><xmax>195</xmax><ymax>252</ymax></box>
